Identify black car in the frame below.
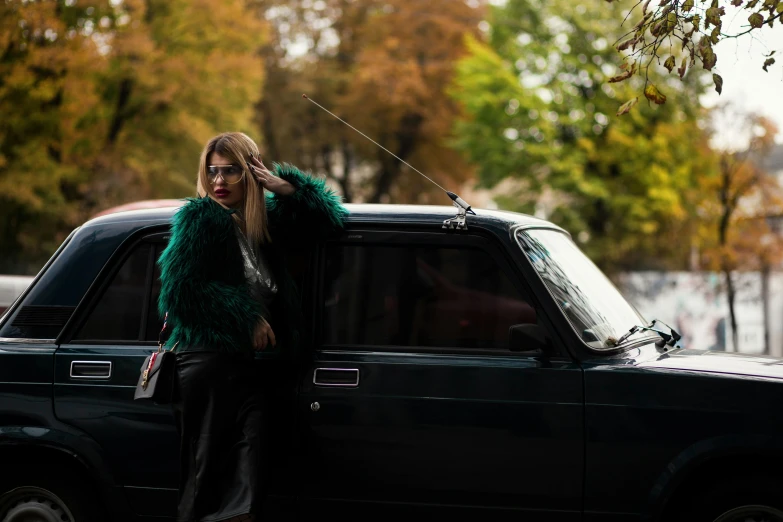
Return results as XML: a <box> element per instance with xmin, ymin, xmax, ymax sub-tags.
<box><xmin>1</xmin><ymin>203</ymin><xmax>782</xmax><ymax>522</ymax></box>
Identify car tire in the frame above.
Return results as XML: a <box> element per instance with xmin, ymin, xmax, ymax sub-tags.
<box><xmin>0</xmin><ymin>472</ymin><xmax>102</xmax><ymax>522</ymax></box>
<box><xmin>676</xmin><ymin>476</ymin><xmax>783</xmax><ymax>522</ymax></box>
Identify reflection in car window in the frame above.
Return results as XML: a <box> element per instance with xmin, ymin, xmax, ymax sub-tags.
<box><xmin>75</xmin><ymin>244</ymin><xmax>152</xmax><ymax>342</ymax></box>
<box><xmin>322</xmin><ymin>245</ymin><xmax>537</xmax><ymax>349</ymax></box>
<box><xmin>516</xmin><ymin>229</ymin><xmax>646</xmax><ymax>350</ymax></box>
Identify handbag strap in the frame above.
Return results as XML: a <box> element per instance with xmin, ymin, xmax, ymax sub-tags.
<box><xmin>158</xmin><ymin>312</ymin><xmax>178</xmax><ymax>352</ymax></box>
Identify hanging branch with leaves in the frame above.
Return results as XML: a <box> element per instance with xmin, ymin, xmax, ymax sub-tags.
<box><xmin>606</xmin><ymin>0</ymin><xmax>782</xmax><ymax>114</ymax></box>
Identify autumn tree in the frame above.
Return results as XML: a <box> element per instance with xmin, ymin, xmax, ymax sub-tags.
<box><xmin>450</xmin><ymin>0</ymin><xmax>717</xmax><ymax>272</ymax></box>
<box><xmin>0</xmin><ymin>0</ymin><xmax>109</xmax><ymax>272</ymax></box>
<box><xmin>87</xmin><ymin>0</ymin><xmax>266</xmax><ymax>210</ymax></box>
<box><xmin>255</xmin><ymin>0</ymin><xmax>485</xmax><ymax>204</ymax></box>
<box><xmin>696</xmin><ymin>108</ymin><xmax>783</xmax><ymax>352</ymax></box>
<box><xmin>606</xmin><ymin>0</ymin><xmax>782</xmax><ymax>107</ymax></box>
<box><xmin>0</xmin><ymin>0</ymin><xmax>266</xmax><ymax>273</ymax></box>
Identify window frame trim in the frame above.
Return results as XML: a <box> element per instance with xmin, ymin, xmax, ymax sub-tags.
<box><xmin>314</xmin><ymin>227</ymin><xmax>558</xmax><ymax>357</ymax></box>
<box><xmin>0</xmin><ymin>227</ymin><xmax>80</xmax><ymax>342</ymax></box>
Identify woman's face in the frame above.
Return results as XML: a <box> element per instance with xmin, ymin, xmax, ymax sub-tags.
<box><xmin>207</xmin><ymin>151</ymin><xmax>246</xmax><ymax>208</ymax></box>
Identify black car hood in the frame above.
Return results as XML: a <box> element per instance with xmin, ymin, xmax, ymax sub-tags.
<box><xmin>640</xmin><ymin>349</ymin><xmax>783</xmax><ymax>380</ymax></box>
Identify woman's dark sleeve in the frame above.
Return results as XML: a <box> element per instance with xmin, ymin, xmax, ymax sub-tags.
<box><xmin>265</xmin><ymin>163</ymin><xmax>348</xmax><ymax>242</ymax></box>
<box><xmin>157</xmin><ymin>198</ymin><xmax>262</xmax><ymax>349</ymax></box>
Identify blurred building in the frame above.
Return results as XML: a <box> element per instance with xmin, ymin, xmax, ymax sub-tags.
<box><xmin>0</xmin><ymin>275</ymin><xmax>34</xmax><ymax>316</ymax></box>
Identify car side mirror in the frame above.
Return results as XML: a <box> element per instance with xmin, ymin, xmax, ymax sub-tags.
<box><xmin>508</xmin><ymin>324</ymin><xmax>552</xmax><ymax>354</ymax></box>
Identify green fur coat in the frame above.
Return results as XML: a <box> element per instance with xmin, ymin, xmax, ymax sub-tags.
<box><xmin>157</xmin><ymin>163</ymin><xmax>347</xmax><ymax>354</ymax></box>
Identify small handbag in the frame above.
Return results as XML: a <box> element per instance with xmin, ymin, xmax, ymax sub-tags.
<box><xmin>134</xmin><ymin>312</ymin><xmax>179</xmax><ymax>403</ymax></box>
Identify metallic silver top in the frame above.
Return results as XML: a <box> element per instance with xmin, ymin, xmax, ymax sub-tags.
<box><xmin>235</xmin><ymin>225</ymin><xmax>277</xmax><ymax>319</ymax></box>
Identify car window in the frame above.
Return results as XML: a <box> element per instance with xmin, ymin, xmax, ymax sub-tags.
<box><xmin>74</xmin><ymin>243</ymin><xmax>154</xmax><ymax>342</ymax></box>
<box><xmin>321</xmin><ymin>244</ymin><xmax>537</xmax><ymax>350</ymax></box>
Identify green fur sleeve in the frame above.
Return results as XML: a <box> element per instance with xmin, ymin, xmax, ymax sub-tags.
<box><xmin>266</xmin><ymin>163</ymin><xmax>348</xmax><ymax>242</ymax></box>
<box><xmin>157</xmin><ymin>197</ymin><xmax>261</xmax><ymax>351</ymax></box>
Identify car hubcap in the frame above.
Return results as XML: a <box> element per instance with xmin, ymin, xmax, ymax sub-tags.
<box><xmin>714</xmin><ymin>505</ymin><xmax>783</xmax><ymax>522</ymax></box>
<box><xmin>0</xmin><ymin>487</ymin><xmax>74</xmax><ymax>522</ymax></box>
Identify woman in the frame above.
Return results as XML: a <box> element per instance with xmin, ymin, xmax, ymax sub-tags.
<box><xmin>157</xmin><ymin>132</ymin><xmax>347</xmax><ymax>522</ymax></box>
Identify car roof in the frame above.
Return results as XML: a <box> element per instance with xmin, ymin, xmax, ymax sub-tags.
<box><xmin>79</xmin><ymin>202</ymin><xmax>568</xmax><ymax>235</ymax></box>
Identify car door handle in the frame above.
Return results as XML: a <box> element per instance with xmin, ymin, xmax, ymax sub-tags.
<box><xmin>313</xmin><ymin>368</ymin><xmax>359</xmax><ymax>387</ymax></box>
<box><xmin>70</xmin><ymin>361</ymin><xmax>112</xmax><ymax>380</ymax></box>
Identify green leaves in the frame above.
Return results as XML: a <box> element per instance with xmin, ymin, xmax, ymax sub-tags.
<box><xmin>748</xmin><ymin>12</ymin><xmax>765</xmax><ymax>27</ymax></box>
<box><xmin>610</xmin><ymin>0</ymin><xmax>783</xmax><ymax>101</ymax></box>
<box><xmin>699</xmin><ymin>38</ymin><xmax>718</xmax><ymax>70</ymax></box>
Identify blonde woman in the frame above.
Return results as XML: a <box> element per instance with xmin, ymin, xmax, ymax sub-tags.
<box><xmin>157</xmin><ymin>132</ymin><xmax>347</xmax><ymax>522</ymax></box>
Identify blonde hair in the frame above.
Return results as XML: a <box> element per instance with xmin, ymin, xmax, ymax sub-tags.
<box><xmin>196</xmin><ymin>132</ymin><xmax>272</xmax><ymax>245</ymax></box>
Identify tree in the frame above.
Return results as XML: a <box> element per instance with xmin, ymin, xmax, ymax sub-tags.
<box><xmin>0</xmin><ymin>0</ymin><xmax>109</xmax><ymax>272</ymax></box>
<box><xmin>450</xmin><ymin>0</ymin><xmax>717</xmax><ymax>272</ymax></box>
<box><xmin>606</xmin><ymin>0</ymin><xmax>782</xmax><ymax>106</ymax></box>
<box><xmin>255</xmin><ymin>0</ymin><xmax>485</xmax><ymax>204</ymax></box>
<box><xmin>695</xmin><ymin>108</ymin><xmax>782</xmax><ymax>352</ymax></box>
<box><xmin>0</xmin><ymin>0</ymin><xmax>267</xmax><ymax>273</ymax></box>
<box><xmin>89</xmin><ymin>0</ymin><xmax>266</xmax><ymax>208</ymax></box>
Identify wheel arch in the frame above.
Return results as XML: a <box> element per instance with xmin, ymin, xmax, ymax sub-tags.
<box><xmin>645</xmin><ymin>434</ymin><xmax>783</xmax><ymax>520</ymax></box>
<box><xmin>0</xmin><ymin>429</ymin><xmax>132</xmax><ymax>521</ymax></box>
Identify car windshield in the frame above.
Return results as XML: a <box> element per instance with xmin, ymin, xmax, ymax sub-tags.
<box><xmin>516</xmin><ymin>228</ymin><xmax>649</xmax><ymax>350</ymax></box>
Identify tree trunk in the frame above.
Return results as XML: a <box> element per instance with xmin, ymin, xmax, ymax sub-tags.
<box><xmin>723</xmin><ymin>265</ymin><xmax>739</xmax><ymax>351</ymax></box>
<box><xmin>368</xmin><ymin>113</ymin><xmax>423</xmax><ymax>203</ymax></box>
<box><xmin>107</xmin><ymin>78</ymin><xmax>133</xmax><ymax>146</ymax></box>
<box><xmin>718</xmin><ymin>163</ymin><xmax>737</xmax><ymax>350</ymax></box>
<box><xmin>762</xmin><ymin>264</ymin><xmax>771</xmax><ymax>355</ymax></box>
<box><xmin>259</xmin><ymin>96</ymin><xmax>280</xmax><ymax>161</ymax></box>
<box><xmin>340</xmin><ymin>140</ymin><xmax>353</xmax><ymax>203</ymax></box>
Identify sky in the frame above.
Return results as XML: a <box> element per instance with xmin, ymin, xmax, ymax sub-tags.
<box><xmin>700</xmin><ymin>5</ymin><xmax>783</xmax><ymax>145</ymax></box>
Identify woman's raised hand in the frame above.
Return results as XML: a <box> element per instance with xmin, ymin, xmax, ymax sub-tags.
<box><xmin>247</xmin><ymin>156</ymin><xmax>295</xmax><ymax>196</ymax></box>
<box><xmin>252</xmin><ymin>317</ymin><xmax>276</xmax><ymax>351</ymax></box>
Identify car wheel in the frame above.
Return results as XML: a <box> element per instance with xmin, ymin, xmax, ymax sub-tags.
<box><xmin>676</xmin><ymin>476</ymin><xmax>783</xmax><ymax>522</ymax></box>
<box><xmin>0</xmin><ymin>476</ymin><xmax>100</xmax><ymax>522</ymax></box>
<box><xmin>712</xmin><ymin>505</ymin><xmax>783</xmax><ymax>522</ymax></box>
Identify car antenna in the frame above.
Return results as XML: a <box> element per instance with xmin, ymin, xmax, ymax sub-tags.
<box><xmin>302</xmin><ymin>94</ymin><xmax>476</xmax><ymax>230</ymax></box>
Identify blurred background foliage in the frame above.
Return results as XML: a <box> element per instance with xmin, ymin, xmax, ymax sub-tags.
<box><xmin>1</xmin><ymin>0</ymin><xmax>780</xmax><ymax>277</ymax></box>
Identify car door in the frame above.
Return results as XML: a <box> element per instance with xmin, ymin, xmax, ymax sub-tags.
<box><xmin>53</xmin><ymin>230</ymin><xmax>304</xmax><ymax>520</ymax></box>
<box><xmin>52</xmin><ymin>233</ymin><xmax>181</xmax><ymax>518</ymax></box>
<box><xmin>296</xmin><ymin>229</ymin><xmax>584</xmax><ymax>521</ymax></box>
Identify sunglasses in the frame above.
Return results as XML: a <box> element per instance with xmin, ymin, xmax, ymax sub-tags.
<box><xmin>207</xmin><ymin>164</ymin><xmax>245</xmax><ymax>185</ymax></box>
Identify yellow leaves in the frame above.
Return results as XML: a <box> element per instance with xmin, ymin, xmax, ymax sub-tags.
<box><xmin>678</xmin><ymin>56</ymin><xmax>688</xmax><ymax>78</ymax></box>
<box><xmin>616</xmin><ymin>97</ymin><xmax>639</xmax><ymax>116</ymax></box>
<box><xmin>644</xmin><ymin>83</ymin><xmax>667</xmax><ymax>104</ymax></box>
<box><xmin>664</xmin><ymin>56</ymin><xmax>676</xmax><ymax>72</ymax></box>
